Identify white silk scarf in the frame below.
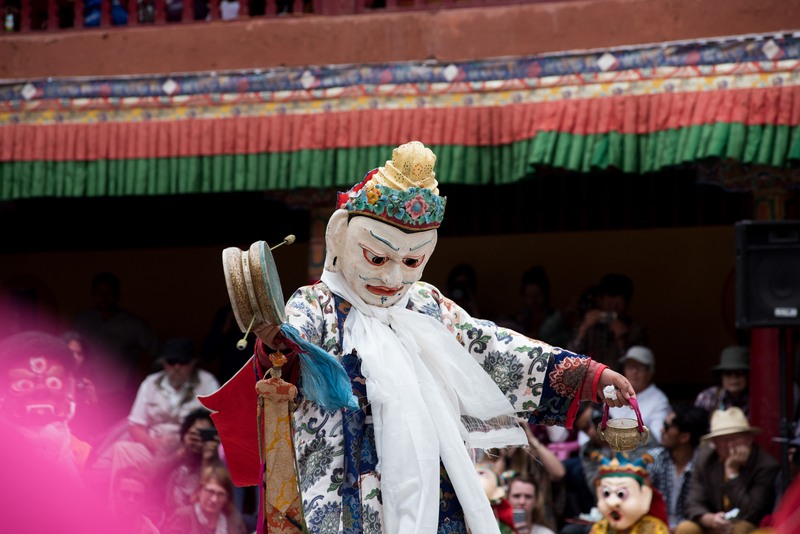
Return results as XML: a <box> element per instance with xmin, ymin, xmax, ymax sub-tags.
<box><xmin>320</xmin><ymin>271</ymin><xmax>526</xmax><ymax>534</ymax></box>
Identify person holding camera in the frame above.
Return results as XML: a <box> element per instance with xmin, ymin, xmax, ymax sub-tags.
<box><xmin>100</xmin><ymin>337</ymin><xmax>220</xmax><ymax>502</ymax></box>
<box><xmin>151</xmin><ymin>407</ymin><xmax>221</xmax><ymax>510</ymax></box>
<box><xmin>507</xmin><ymin>472</ymin><xmax>557</xmax><ymax>534</ymax></box>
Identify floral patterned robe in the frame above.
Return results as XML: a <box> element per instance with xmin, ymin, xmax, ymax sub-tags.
<box><xmin>207</xmin><ymin>280</ymin><xmax>594</xmax><ymax>534</ymax></box>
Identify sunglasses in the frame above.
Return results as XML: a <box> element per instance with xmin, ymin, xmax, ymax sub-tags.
<box><xmin>164</xmin><ymin>358</ymin><xmax>190</xmax><ymax>366</ymax></box>
<box><xmin>721</xmin><ymin>370</ymin><xmax>747</xmax><ymax>377</ymax></box>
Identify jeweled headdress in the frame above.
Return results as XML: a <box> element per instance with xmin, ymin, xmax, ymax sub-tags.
<box><xmin>335</xmin><ymin>141</ymin><xmax>446</xmax><ymax>231</ymax></box>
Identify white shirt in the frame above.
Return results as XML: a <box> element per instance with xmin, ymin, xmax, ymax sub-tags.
<box><xmin>608</xmin><ymin>383</ymin><xmax>670</xmax><ymax>443</ymax></box>
<box><xmin>128</xmin><ymin>369</ymin><xmax>220</xmax><ymax>438</ymax></box>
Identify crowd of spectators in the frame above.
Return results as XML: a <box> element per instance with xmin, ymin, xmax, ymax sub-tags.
<box><xmin>1</xmin><ymin>265</ymin><xmax>797</xmax><ymax>533</ymax></box>
<box><xmin>465</xmin><ymin>264</ymin><xmax>792</xmax><ymax>534</ymax></box>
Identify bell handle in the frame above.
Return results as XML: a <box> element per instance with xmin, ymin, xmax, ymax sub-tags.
<box><xmin>628</xmin><ymin>397</ymin><xmax>646</xmax><ymax>433</ymax></box>
<box><xmin>639</xmin><ymin>426</ymin><xmax>651</xmax><ymax>446</ymax></box>
<box><xmin>600</xmin><ymin>402</ymin><xmax>610</xmax><ymax>430</ymax></box>
<box><xmin>600</xmin><ymin>396</ymin><xmax>646</xmax><ymax>433</ymax></box>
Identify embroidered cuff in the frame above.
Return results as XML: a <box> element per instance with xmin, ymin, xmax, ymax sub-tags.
<box><xmin>565</xmin><ymin>357</ymin><xmax>594</xmax><ymax>429</ymax></box>
<box><xmin>578</xmin><ymin>360</ymin><xmax>606</xmax><ymax>402</ymax></box>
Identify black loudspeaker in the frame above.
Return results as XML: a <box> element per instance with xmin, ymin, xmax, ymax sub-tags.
<box><xmin>735</xmin><ymin>220</ymin><xmax>800</xmax><ymax>328</ymax></box>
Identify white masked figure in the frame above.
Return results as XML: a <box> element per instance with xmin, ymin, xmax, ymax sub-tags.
<box><xmin>203</xmin><ymin>141</ymin><xmax>636</xmax><ymax>534</ymax></box>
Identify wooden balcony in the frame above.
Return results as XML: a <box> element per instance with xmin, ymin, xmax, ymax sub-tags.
<box><xmin>1</xmin><ymin>0</ymin><xmax>563</xmax><ymax>32</ymax></box>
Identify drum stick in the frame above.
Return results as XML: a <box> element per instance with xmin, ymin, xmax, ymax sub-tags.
<box><xmin>236</xmin><ymin>316</ymin><xmax>256</xmax><ymax>350</ymax></box>
<box><xmin>270</xmin><ymin>234</ymin><xmax>296</xmax><ymax>251</ymax></box>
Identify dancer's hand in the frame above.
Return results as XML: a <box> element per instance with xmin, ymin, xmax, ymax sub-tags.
<box><xmin>596</xmin><ymin>369</ymin><xmax>635</xmax><ymax>408</ymax></box>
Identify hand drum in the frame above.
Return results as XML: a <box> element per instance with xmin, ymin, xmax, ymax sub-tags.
<box><xmin>222</xmin><ymin>240</ymin><xmax>286</xmax><ymax>333</ymax></box>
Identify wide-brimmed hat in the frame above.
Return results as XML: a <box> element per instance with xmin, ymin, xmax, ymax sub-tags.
<box><xmin>701</xmin><ymin>407</ymin><xmax>760</xmax><ymax>441</ymax></box>
<box><xmin>711</xmin><ymin>346</ymin><xmax>750</xmax><ymax>375</ymax></box>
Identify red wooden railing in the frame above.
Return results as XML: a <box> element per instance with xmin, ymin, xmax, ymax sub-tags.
<box><xmin>1</xmin><ymin>0</ymin><xmax>546</xmax><ymax>32</ymax></box>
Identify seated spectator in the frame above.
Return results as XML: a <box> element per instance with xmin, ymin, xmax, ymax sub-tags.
<box><xmin>155</xmin><ymin>407</ymin><xmax>220</xmax><ymax>511</ymax></box>
<box><xmin>109</xmin><ymin>466</ymin><xmax>161</xmax><ymax>534</ymax></box>
<box><xmin>126</xmin><ymin>337</ymin><xmax>220</xmax><ymax>459</ymax></box>
<box><xmin>568</xmin><ymin>273</ymin><xmax>647</xmax><ymax>369</ymax></box>
<box><xmin>163</xmin><ymin>463</ymin><xmax>248</xmax><ymax>534</ymax></box>
<box><xmin>506</xmin><ymin>472</ymin><xmax>557</xmax><ymax>534</ymax></box>
<box><xmin>694</xmin><ymin>345</ymin><xmax>750</xmax><ymax>418</ymax></box>
<box><xmin>647</xmin><ymin>402</ymin><xmax>710</xmax><ymax>530</ymax></box>
<box><xmin>72</xmin><ymin>271</ymin><xmax>160</xmax><ymax>421</ymax></box>
<box><xmin>61</xmin><ymin>329</ymin><xmax>103</xmax><ymax>442</ymax></box>
<box><xmin>514</xmin><ymin>265</ymin><xmax>570</xmax><ymax>347</ymax></box>
<box><xmin>608</xmin><ymin>346</ymin><xmax>670</xmax><ymax>449</ymax></box>
<box><xmin>84</xmin><ymin>0</ymin><xmax>127</xmax><ymax>26</ymax></box>
<box><xmin>480</xmin><ymin>422</ymin><xmax>566</xmax><ymax>484</ymax></box>
<box><xmin>676</xmin><ymin>407</ymin><xmax>779</xmax><ymax>534</ymax></box>
<box><xmin>446</xmin><ymin>263</ymin><xmax>480</xmax><ymax>317</ymax></box>
<box><xmin>103</xmin><ymin>338</ymin><xmax>220</xmax><ymax>495</ymax></box>
<box><xmin>220</xmin><ymin>0</ymin><xmax>240</xmax><ymax>20</ymax></box>
<box><xmin>478</xmin><ymin>422</ymin><xmax>566</xmax><ymax>530</ymax></box>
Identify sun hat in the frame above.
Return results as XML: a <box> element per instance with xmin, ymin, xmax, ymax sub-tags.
<box><xmin>159</xmin><ymin>337</ymin><xmax>196</xmax><ymax>364</ymax></box>
<box><xmin>619</xmin><ymin>346</ymin><xmax>655</xmax><ymax>369</ymax></box>
<box><xmin>711</xmin><ymin>346</ymin><xmax>750</xmax><ymax>374</ymax></box>
<box><xmin>701</xmin><ymin>407</ymin><xmax>760</xmax><ymax>441</ymax></box>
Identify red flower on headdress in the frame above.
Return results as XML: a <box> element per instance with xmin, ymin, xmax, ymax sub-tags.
<box><xmin>405</xmin><ymin>194</ymin><xmax>429</xmax><ymax>220</ymax></box>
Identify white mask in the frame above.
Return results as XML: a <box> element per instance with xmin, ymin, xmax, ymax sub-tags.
<box><xmin>596</xmin><ymin>477</ymin><xmax>653</xmax><ymax>531</ymax></box>
<box><xmin>325</xmin><ymin>212</ymin><xmax>437</xmax><ymax>307</ymax></box>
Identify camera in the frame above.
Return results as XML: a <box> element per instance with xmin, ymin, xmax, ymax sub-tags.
<box><xmin>599</xmin><ymin>311</ymin><xmax>618</xmax><ymax>324</ymax></box>
<box><xmin>198</xmin><ymin>427</ymin><xmax>219</xmax><ymax>442</ymax></box>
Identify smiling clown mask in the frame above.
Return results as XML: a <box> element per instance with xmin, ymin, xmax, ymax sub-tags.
<box><xmin>324</xmin><ymin>141</ymin><xmax>446</xmax><ymax>308</ymax></box>
<box><xmin>591</xmin><ymin>453</ymin><xmax>668</xmax><ymax>534</ymax></box>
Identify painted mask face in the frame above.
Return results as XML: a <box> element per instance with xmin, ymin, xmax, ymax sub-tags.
<box><xmin>596</xmin><ymin>476</ymin><xmax>652</xmax><ymax>531</ymax></box>
<box><xmin>3</xmin><ymin>355</ymin><xmax>75</xmax><ymax>426</ymax></box>
<box><xmin>337</xmin><ymin>216</ymin><xmax>437</xmax><ymax>307</ymax></box>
